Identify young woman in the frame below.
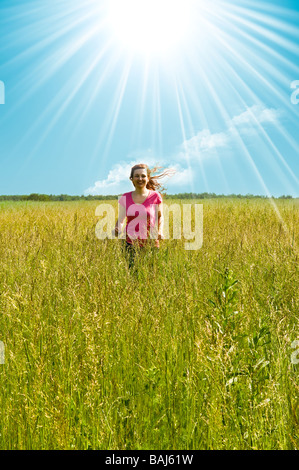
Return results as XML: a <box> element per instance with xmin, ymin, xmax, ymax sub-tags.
<box><xmin>113</xmin><ymin>163</ymin><xmax>174</xmax><ymax>267</ymax></box>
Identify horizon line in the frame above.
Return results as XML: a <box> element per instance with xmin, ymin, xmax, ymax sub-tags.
<box><xmin>0</xmin><ymin>192</ymin><xmax>297</xmax><ymax>200</ymax></box>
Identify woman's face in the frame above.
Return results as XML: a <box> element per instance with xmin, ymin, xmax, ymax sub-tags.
<box><xmin>131</xmin><ymin>168</ymin><xmax>149</xmax><ymax>189</ymax></box>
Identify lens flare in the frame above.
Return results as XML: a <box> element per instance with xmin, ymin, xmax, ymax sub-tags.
<box><xmin>106</xmin><ymin>0</ymin><xmax>191</xmax><ymax>56</ymax></box>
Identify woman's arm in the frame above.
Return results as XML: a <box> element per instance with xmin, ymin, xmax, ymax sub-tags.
<box><xmin>113</xmin><ymin>203</ymin><xmax>126</xmax><ymax>237</ymax></box>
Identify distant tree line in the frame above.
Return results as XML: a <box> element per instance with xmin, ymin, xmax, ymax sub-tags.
<box><xmin>0</xmin><ymin>194</ymin><xmax>118</xmax><ymax>201</ymax></box>
<box><xmin>0</xmin><ymin>192</ymin><xmax>295</xmax><ymax>201</ymax></box>
<box><xmin>164</xmin><ymin>192</ymin><xmax>294</xmax><ymax>200</ymax></box>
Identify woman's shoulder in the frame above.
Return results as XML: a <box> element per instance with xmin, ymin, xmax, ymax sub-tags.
<box><xmin>118</xmin><ymin>192</ymin><xmax>133</xmax><ymax>205</ymax></box>
<box><xmin>149</xmin><ymin>190</ymin><xmax>162</xmax><ymax>203</ymax></box>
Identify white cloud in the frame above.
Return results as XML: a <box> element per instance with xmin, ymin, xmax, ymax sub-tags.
<box><xmin>164</xmin><ymin>165</ymin><xmax>193</xmax><ymax>188</ymax></box>
<box><xmin>84</xmin><ymin>155</ymin><xmax>175</xmax><ymax>195</ymax></box>
<box><xmin>231</xmin><ymin>104</ymin><xmax>280</xmax><ymax>127</ymax></box>
<box><xmin>84</xmin><ymin>104</ymin><xmax>281</xmax><ymax>195</ymax></box>
<box><xmin>180</xmin><ymin>104</ymin><xmax>281</xmax><ymax>161</ymax></box>
<box><xmin>84</xmin><ymin>161</ymin><xmax>134</xmax><ymax>195</ymax></box>
<box><xmin>182</xmin><ymin>129</ymin><xmax>228</xmax><ymax>156</ymax></box>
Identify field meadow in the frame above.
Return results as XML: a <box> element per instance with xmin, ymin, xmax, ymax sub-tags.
<box><xmin>0</xmin><ymin>198</ymin><xmax>298</xmax><ymax>450</ymax></box>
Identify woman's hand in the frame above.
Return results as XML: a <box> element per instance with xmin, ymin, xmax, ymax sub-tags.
<box><xmin>112</xmin><ymin>226</ymin><xmax>119</xmax><ymax>238</ymax></box>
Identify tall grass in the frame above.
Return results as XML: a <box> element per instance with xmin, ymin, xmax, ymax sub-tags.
<box><xmin>0</xmin><ymin>198</ymin><xmax>298</xmax><ymax>449</ymax></box>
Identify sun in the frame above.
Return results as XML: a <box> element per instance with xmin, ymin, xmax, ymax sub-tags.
<box><xmin>106</xmin><ymin>0</ymin><xmax>192</xmax><ymax>57</ymax></box>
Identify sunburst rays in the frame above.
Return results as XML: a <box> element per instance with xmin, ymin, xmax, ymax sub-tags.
<box><xmin>0</xmin><ymin>0</ymin><xmax>298</xmax><ymax>204</ymax></box>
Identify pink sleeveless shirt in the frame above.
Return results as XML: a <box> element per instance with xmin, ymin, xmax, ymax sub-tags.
<box><xmin>118</xmin><ymin>190</ymin><xmax>162</xmax><ymax>247</ymax></box>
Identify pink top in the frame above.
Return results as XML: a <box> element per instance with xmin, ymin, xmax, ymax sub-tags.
<box><xmin>118</xmin><ymin>190</ymin><xmax>162</xmax><ymax>247</ymax></box>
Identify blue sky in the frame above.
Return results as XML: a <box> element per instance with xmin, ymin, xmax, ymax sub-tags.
<box><xmin>0</xmin><ymin>0</ymin><xmax>298</xmax><ymax>196</ymax></box>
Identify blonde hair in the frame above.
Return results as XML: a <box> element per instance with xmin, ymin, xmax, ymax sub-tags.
<box><xmin>130</xmin><ymin>163</ymin><xmax>175</xmax><ymax>193</ymax></box>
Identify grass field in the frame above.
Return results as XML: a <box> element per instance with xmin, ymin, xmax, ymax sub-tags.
<box><xmin>0</xmin><ymin>198</ymin><xmax>298</xmax><ymax>450</ymax></box>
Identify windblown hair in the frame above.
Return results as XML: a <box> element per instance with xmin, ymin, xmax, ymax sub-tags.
<box><xmin>130</xmin><ymin>163</ymin><xmax>175</xmax><ymax>194</ymax></box>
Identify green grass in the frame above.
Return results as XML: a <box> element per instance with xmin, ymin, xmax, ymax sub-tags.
<box><xmin>0</xmin><ymin>198</ymin><xmax>298</xmax><ymax>449</ymax></box>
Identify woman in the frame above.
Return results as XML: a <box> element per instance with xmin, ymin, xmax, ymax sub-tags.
<box><xmin>114</xmin><ymin>163</ymin><xmax>174</xmax><ymax>267</ymax></box>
